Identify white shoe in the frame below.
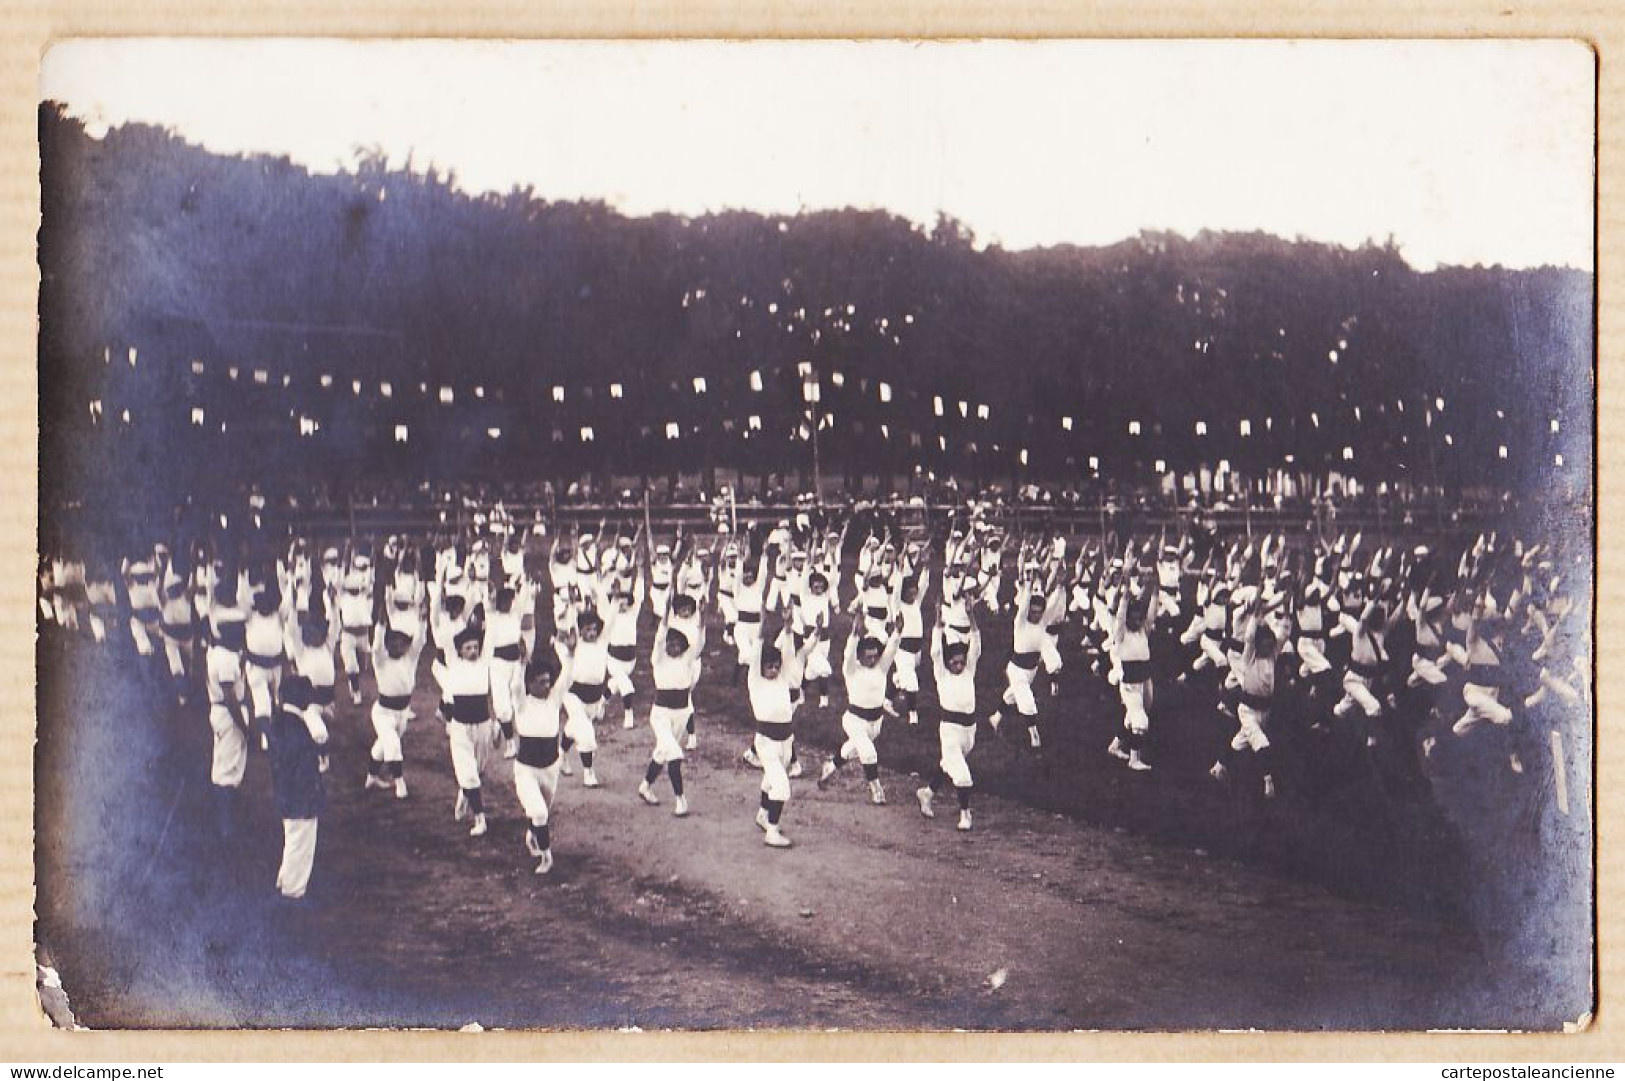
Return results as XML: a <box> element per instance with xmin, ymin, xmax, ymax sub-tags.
<box><xmin>637</xmin><ymin>782</ymin><xmax>660</xmax><ymax>806</ymax></box>
<box><xmin>560</xmin><ymin>758</ymin><xmax>575</xmax><ymax>776</ymax></box>
<box><xmin>764</xmin><ymin>826</ymin><xmax>792</xmax><ymax>848</ymax></box>
<box><xmin>673</xmin><ymin>796</ymin><xmax>690</xmax><ymax>818</ymax></box>
<box><xmin>1107</xmin><ymin>736</ymin><xmax>1130</xmax><ymax>761</ymax></box>
<box><xmin>1127</xmin><ymin>751</ymin><xmax>1151</xmax><ymax>771</ymax></box>
<box><xmin>1209</xmin><ymin>761</ymin><xmax>1228</xmax><ymax>782</ymax></box>
<box><xmin>908</xmin><ymin>712</ymin><xmax>919</xmax><ymax>726</ymax></box>
<box><xmin>1422</xmin><ymin>736</ymin><xmax>1437</xmax><ymax>758</ymax></box>
<box><xmin>882</xmin><ymin>699</ymin><xmax>900</xmax><ymax>718</ymax></box>
<box><xmin>742</xmin><ymin>748</ymin><xmax>762</xmax><ymax>768</ymax></box>
<box><xmin>988</xmin><ymin>710</ymin><xmax>1003</xmax><ymax>732</ymax></box>
<box><xmin>756</xmin><ymin>808</ymin><xmax>770</xmax><ymax>832</ymax></box>
<box><xmin>525</xmin><ymin>830</ymin><xmax>544</xmax><ymax>858</ymax></box>
<box><xmin>788</xmin><ymin>760</ymin><xmax>804</xmax><ymax>779</ymax></box>
<box><xmin>503</xmin><ymin>739</ymin><xmax>517</xmax><ymax>760</ymax></box>
<box><xmin>1029</xmin><ymin>727</ymin><xmax>1043</xmax><ymax>750</ymax></box>
<box><xmin>819</xmin><ymin>696</ymin><xmax>830</xmax><ymax>709</ymax></box>
<box><xmin>1510</xmin><ymin>753</ymin><xmax>1525</xmax><ymax>774</ymax></box>
<box><xmin>365</xmin><ymin>774</ymin><xmax>389</xmax><ymax>791</ymax></box>
<box><xmin>469</xmin><ymin>814</ymin><xmax>488</xmax><ymax>837</ymax></box>
<box><xmin>394</xmin><ymin>777</ymin><xmax>409</xmax><ymax>800</ymax></box>
<box><xmin>957</xmin><ymin>810</ymin><xmax>973</xmax><ymax>832</ymax></box>
<box><xmin>534</xmin><ymin>849</ymin><xmax>554</xmax><ymax>875</ymax></box>
<box><xmin>582</xmin><ymin>768</ymin><xmax>600</xmax><ymax>788</ymax></box>
<box><xmin>1262</xmin><ymin>774</ymin><xmax>1276</xmax><ymax>799</ymax></box>
<box><xmin>685</xmin><ymin>734</ymin><xmax>698</xmax><ymax>752</ymax></box>
<box><xmin>454</xmin><ymin>791</ymin><xmax>469</xmax><ymax>821</ymax></box>
<box><xmin>869</xmin><ymin>780</ymin><xmax>887</xmax><ymax>806</ymax></box>
<box><xmin>817</xmin><ymin>760</ymin><xmax>837</xmax><ymax>789</ymax></box>
<box><xmin>915</xmin><ymin>787</ymin><xmax>935</xmax><ymax>818</ymax></box>
<box><xmin>623</xmin><ymin>714</ymin><xmax>636</xmax><ymax>730</ymax></box>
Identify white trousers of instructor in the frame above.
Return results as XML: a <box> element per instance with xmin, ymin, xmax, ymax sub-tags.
<box><xmin>513</xmin><ymin>752</ymin><xmax>562</xmax><ymax>826</ymax></box>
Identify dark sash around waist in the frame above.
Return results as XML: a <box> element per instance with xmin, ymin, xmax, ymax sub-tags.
<box><xmin>1011</xmin><ymin>650</ymin><xmax>1041</xmax><ymax>671</ymax></box>
<box><xmin>132</xmin><ymin>606</ymin><xmax>161</xmax><ymax>623</ymax></box>
<box><xmin>1466</xmin><ymin>664</ymin><xmax>1505</xmax><ymax>687</ymax></box>
<box><xmin>608</xmin><ymin>644</ymin><xmax>637</xmax><ymax>663</ymax></box>
<box><xmin>1120</xmin><ymin>658</ymin><xmax>1153</xmax><ymax>685</ymax></box>
<box><xmin>847</xmin><ymin>702</ymin><xmax>884</xmax><ymax>722</ymax></box>
<box><xmin>246</xmin><ymin>650</ymin><xmax>283</xmax><ymax>669</ymax></box>
<box><xmin>1223</xmin><ymin>637</ymin><xmax>1243</xmax><ymax>654</ymax></box>
<box><xmin>755</xmin><ymin>720</ymin><xmax>794</xmax><ymax>740</ymax></box>
<box><xmin>571</xmin><ymin>681</ymin><xmax>606</xmax><ymax>704</ymax></box>
<box><xmin>654</xmin><ymin>688</ymin><xmax>692</xmax><ymax>710</ymax></box>
<box><xmin>941</xmin><ymin>709</ymin><xmax>977</xmax><ymax>726</ymax></box>
<box><xmin>1203</xmin><ymin>628</ymin><xmax>1223</xmax><ymax>641</ymax></box>
<box><xmin>1239</xmin><ymin>690</ymin><xmax>1273</xmax><ymax>712</ymax></box>
<box><xmin>900</xmin><ymin>635</ymin><xmax>923</xmax><ymax>655</ymax></box>
<box><xmin>377</xmin><ymin>692</ymin><xmax>412</xmax><ymax>711</ymax></box>
<box><xmin>343</xmin><ymin>624</ymin><xmax>369</xmax><ymax>635</ymax></box>
<box><xmin>310</xmin><ymin>685</ymin><xmax>336</xmax><ymax>706</ymax></box>
<box><xmin>866</xmin><ymin>605</ymin><xmax>889</xmax><ymax>620</ymax></box>
<box><xmin>161</xmin><ymin>621</ymin><xmax>195</xmax><ymax>639</ymax></box>
<box><xmin>448</xmin><ymin>697</ymin><xmax>491</xmax><ymax>723</ymax></box>
<box><xmin>517</xmin><ymin>735</ymin><xmax>560</xmax><ymax>768</ymax></box>
<box><xmin>493</xmin><ymin>643</ymin><xmax>523</xmax><ymax>662</ymax></box>
<box><xmin>1349</xmin><ymin>659</ymin><xmax>1382</xmax><ymax>679</ymax></box>
<box><xmin>737</xmin><ymin>610</ymin><xmax>762</xmax><ymax>624</ymax></box>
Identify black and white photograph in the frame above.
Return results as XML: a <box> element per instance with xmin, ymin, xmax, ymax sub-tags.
<box><xmin>34</xmin><ymin>38</ymin><xmax>1595</xmax><ymax>1032</ymax></box>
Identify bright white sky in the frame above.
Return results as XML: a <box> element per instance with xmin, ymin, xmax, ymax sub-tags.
<box><xmin>41</xmin><ymin>39</ymin><xmax>1594</xmax><ymax>271</ymax></box>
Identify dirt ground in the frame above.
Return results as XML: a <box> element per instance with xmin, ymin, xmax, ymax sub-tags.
<box><xmin>34</xmin><ymin>582</ymin><xmax>1591</xmax><ymax>1032</ymax></box>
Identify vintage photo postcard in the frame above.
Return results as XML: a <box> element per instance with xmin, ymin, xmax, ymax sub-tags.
<box><xmin>32</xmin><ymin>38</ymin><xmax>1595</xmax><ymax>1032</ymax></box>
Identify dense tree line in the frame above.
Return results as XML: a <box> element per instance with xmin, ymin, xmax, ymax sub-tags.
<box><xmin>39</xmin><ymin>103</ymin><xmax>1592</xmax><ymax>512</ymax></box>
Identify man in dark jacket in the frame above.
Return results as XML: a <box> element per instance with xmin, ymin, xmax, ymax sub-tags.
<box><xmin>269</xmin><ymin>675</ymin><xmax>328</xmax><ymax>900</ymax></box>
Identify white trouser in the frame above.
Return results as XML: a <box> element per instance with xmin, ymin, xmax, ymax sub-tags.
<box><xmin>649</xmin><ymin>705</ymin><xmax>689</xmax><ymax>764</ymax></box>
<box><xmin>894</xmin><ymin>650</ymin><xmax>921</xmax><ymax>694</ymax></box>
<box><xmin>277</xmin><ymin>819</ymin><xmax>318</xmax><ymax>899</ymax></box>
<box><xmin>755</xmin><ymin>732</ymin><xmax>794</xmax><ymax>801</ymax></box>
<box><xmin>209</xmin><ymin>703</ymin><xmax>247</xmax><ymax>787</ymax></box>
<box><xmin>371</xmin><ymin>703</ymin><xmax>410</xmax><ymax>763</ymax></box>
<box><xmin>1120</xmin><ymin>681</ymin><xmax>1151</xmax><ymax>735</ymax></box>
<box><xmin>1296</xmin><ymin>636</ymin><xmax>1331</xmax><ymax>676</ymax></box>
<box><xmin>490</xmin><ymin>658</ymin><xmax>523</xmax><ymax>724</ymax></box>
<box><xmin>1002</xmin><ymin>662</ymin><xmax>1038</xmax><ymax>715</ymax></box>
<box><xmin>1409</xmin><ymin>654</ymin><xmax>1449</xmax><ymax>687</ymax></box>
<box><xmin>1453</xmin><ymin>682</ymin><xmax>1513</xmax><ymax>734</ymax></box>
<box><xmin>607</xmin><ymin>657</ymin><xmax>636</xmax><ymax>699</ymax></box>
<box><xmin>130</xmin><ymin>615</ymin><xmax>158</xmax><ymax>657</ymax></box>
<box><xmin>1193</xmin><ymin>635</ymin><xmax>1227</xmax><ymax>671</ymax></box>
<box><xmin>340</xmin><ymin>629</ymin><xmax>370</xmax><ymax>676</ymax></box>
<box><xmin>513</xmin><ymin>759</ymin><xmax>561</xmax><ymax>825</ymax></box>
<box><xmin>938</xmin><ymin>720</ymin><xmax>977</xmax><ymax>787</ymax></box>
<box><xmin>1334</xmin><ymin>671</ymin><xmax>1383</xmax><ymax>718</ymax></box>
<box><xmin>161</xmin><ymin>632</ymin><xmax>190</xmax><ymax>679</ymax></box>
<box><xmin>563</xmin><ymin>694</ymin><xmax>603</xmax><ymax>754</ymax></box>
<box><xmin>803</xmin><ymin>637</ymin><xmax>833</xmax><ymax>681</ymax></box>
<box><xmin>1232</xmin><ymin>702</ymin><xmax>1271</xmax><ymax>752</ymax></box>
<box><xmin>734</xmin><ymin>619</ymin><xmax>762</xmax><ymax>666</ymax></box>
<box><xmin>246</xmin><ymin>661</ymin><xmax>282</xmax><ymax>719</ymax></box>
<box><xmin>447</xmin><ymin>719</ymin><xmax>498</xmax><ymax>789</ymax></box>
<box><xmin>840</xmin><ymin>710</ymin><xmax>883</xmax><ymax>766</ymax></box>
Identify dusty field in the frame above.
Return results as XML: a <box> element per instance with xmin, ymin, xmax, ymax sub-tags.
<box><xmin>35</xmin><ymin>582</ymin><xmax>1590</xmax><ymax>1032</ymax></box>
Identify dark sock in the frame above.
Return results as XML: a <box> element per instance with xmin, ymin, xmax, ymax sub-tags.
<box><xmin>760</xmin><ymin>790</ymin><xmax>771</xmax><ymax>811</ymax></box>
<box><xmin>766</xmin><ymin>798</ymin><xmax>785</xmax><ymax>825</ymax></box>
<box><xmin>368</xmin><ymin>759</ymin><xmax>382</xmax><ymax>777</ymax></box>
<box><xmin>622</xmin><ymin>694</ymin><xmax>634</xmax><ymax>710</ymax></box>
<box><xmin>862</xmin><ymin>762</ymin><xmax>880</xmax><ymax>783</ymax></box>
<box><xmin>906</xmin><ymin>690</ymin><xmax>919</xmax><ymax>713</ymax></box>
<box><xmin>580</xmin><ymin>751</ymin><xmax>593</xmax><ymax>769</ymax></box>
<box><xmin>790</xmin><ymin>745</ymin><xmax>799</xmax><ymax>764</ymax></box>
<box><xmin>530</xmin><ymin>822</ymin><xmax>551</xmax><ymax>851</ymax></box>
<box><xmin>644</xmin><ymin>760</ymin><xmax>662</xmax><ymax>785</ymax></box>
<box><xmin>562</xmin><ymin>734</ymin><xmax>575</xmax><ymax>752</ymax></box>
<box><xmin>686</xmin><ymin>715</ymin><xmax>696</xmax><ymax>736</ymax></box>
<box><xmin>733</xmin><ymin>665</ymin><xmax>745</xmax><ymax>687</ymax></box>
<box><xmin>667</xmin><ymin>761</ymin><xmax>685</xmax><ymax>798</ymax></box>
<box><xmin>464</xmin><ymin>787</ymin><xmax>484</xmax><ymax>815</ymax></box>
<box><xmin>500</xmin><ymin>722</ymin><xmax>514</xmax><ymax>741</ymax></box>
<box><xmin>831</xmin><ymin>751</ymin><xmax>847</xmax><ymax>769</ymax></box>
<box><xmin>956</xmin><ymin>785</ymin><xmax>972</xmax><ymax>810</ymax></box>
<box><xmin>924</xmin><ymin>765</ymin><xmax>948</xmax><ymax>792</ymax></box>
